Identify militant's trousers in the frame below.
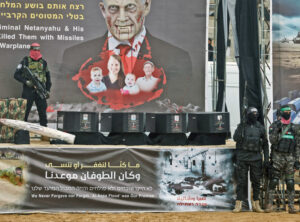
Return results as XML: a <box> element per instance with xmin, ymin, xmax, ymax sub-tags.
<box><xmin>268</xmin><ymin>151</ymin><xmax>295</xmax><ymax>210</ymax></box>
<box><xmin>22</xmin><ymin>89</ymin><xmax>48</xmax><ymax>127</ymax></box>
<box><xmin>236</xmin><ymin>160</ymin><xmax>262</xmax><ymax>201</ymax></box>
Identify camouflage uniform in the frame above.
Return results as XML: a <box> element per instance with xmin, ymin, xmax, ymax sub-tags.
<box><xmin>267</xmin><ymin>120</ymin><xmax>300</xmax><ymax>213</ymax></box>
<box><xmin>14</xmin><ymin>56</ymin><xmax>51</xmax><ymax>126</ymax></box>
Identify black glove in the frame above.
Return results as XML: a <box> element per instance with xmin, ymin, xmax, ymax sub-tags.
<box><xmin>294</xmin><ymin>161</ymin><xmax>300</xmax><ymax>170</ymax></box>
<box><xmin>46</xmin><ymin>91</ymin><xmax>50</xmax><ymax>99</ymax></box>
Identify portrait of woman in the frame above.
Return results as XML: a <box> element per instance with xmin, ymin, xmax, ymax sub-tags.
<box><xmin>102</xmin><ymin>54</ymin><xmax>125</xmax><ymax>90</ymax></box>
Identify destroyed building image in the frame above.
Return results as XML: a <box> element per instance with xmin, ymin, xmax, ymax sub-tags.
<box><xmin>158</xmin><ymin>148</ymin><xmax>234</xmax><ymax>211</ymax></box>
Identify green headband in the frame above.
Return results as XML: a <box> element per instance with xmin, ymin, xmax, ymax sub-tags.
<box><xmin>30</xmin><ymin>46</ymin><xmax>40</xmax><ymax>50</ymax></box>
<box><xmin>280</xmin><ymin>107</ymin><xmax>291</xmax><ymax>111</ymax></box>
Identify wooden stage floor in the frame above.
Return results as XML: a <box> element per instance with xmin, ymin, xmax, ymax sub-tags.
<box><xmin>0</xmin><ymin>139</ymin><xmax>236</xmax><ymax>149</ymax></box>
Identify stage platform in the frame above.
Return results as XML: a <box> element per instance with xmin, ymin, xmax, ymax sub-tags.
<box><xmin>0</xmin><ymin>139</ymin><xmax>236</xmax><ymax>149</ymax></box>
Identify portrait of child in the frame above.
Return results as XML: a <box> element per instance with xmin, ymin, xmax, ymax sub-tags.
<box><xmin>86</xmin><ymin>67</ymin><xmax>107</xmax><ymax>93</ymax></box>
<box><xmin>121</xmin><ymin>73</ymin><xmax>140</xmax><ymax>95</ymax></box>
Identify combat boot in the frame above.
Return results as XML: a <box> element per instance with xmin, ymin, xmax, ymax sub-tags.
<box><xmin>232</xmin><ymin>200</ymin><xmax>242</xmax><ymax>213</ymax></box>
<box><xmin>252</xmin><ymin>200</ymin><xmax>264</xmax><ymax>213</ymax></box>
<box><xmin>287</xmin><ymin>189</ymin><xmax>296</xmax><ymax>214</ymax></box>
<box><xmin>288</xmin><ymin>206</ymin><xmax>297</xmax><ymax>214</ymax></box>
<box><xmin>264</xmin><ymin>204</ymin><xmax>273</xmax><ymax>213</ymax></box>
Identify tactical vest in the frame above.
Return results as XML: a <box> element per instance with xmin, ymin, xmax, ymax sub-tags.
<box><xmin>274</xmin><ymin>124</ymin><xmax>296</xmax><ymax>153</ymax></box>
<box><xmin>241</xmin><ymin>124</ymin><xmax>262</xmax><ymax>152</ymax></box>
<box><xmin>24</xmin><ymin>57</ymin><xmax>47</xmax><ymax>83</ymax></box>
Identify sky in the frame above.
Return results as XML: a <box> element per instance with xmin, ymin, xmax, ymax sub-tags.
<box><xmin>273</xmin><ymin>0</ymin><xmax>300</xmax><ymax>41</ymax></box>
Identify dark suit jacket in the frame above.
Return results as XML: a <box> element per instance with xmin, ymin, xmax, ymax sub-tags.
<box><xmin>60</xmin><ymin>31</ymin><xmax>193</xmax><ymax>107</ymax></box>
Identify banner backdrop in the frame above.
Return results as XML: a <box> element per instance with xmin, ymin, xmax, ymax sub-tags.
<box><xmin>0</xmin><ymin>0</ymin><xmax>206</xmax><ymax>113</ymax></box>
<box><xmin>273</xmin><ymin>0</ymin><xmax>300</xmax><ymax>123</ymax></box>
<box><xmin>0</xmin><ymin>147</ymin><xmax>234</xmax><ymax>213</ymax></box>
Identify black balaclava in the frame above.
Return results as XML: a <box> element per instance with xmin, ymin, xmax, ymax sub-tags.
<box><xmin>247</xmin><ymin>107</ymin><xmax>258</xmax><ymax>124</ymax></box>
<box><xmin>280</xmin><ymin>106</ymin><xmax>291</xmax><ymax>121</ymax></box>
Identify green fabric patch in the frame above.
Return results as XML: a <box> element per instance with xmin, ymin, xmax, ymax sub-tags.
<box><xmin>282</xmin><ymin>135</ymin><xmax>294</xmax><ymax>139</ymax></box>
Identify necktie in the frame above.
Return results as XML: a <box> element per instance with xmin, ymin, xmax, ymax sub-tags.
<box><xmin>117</xmin><ymin>44</ymin><xmax>132</xmax><ymax>74</ymax></box>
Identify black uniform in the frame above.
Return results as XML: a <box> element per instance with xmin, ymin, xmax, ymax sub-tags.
<box><xmin>233</xmin><ymin>120</ymin><xmax>269</xmax><ymax>201</ymax></box>
<box><xmin>14</xmin><ymin>56</ymin><xmax>51</xmax><ymax>126</ymax></box>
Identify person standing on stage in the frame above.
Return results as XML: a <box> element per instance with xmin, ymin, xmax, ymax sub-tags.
<box><xmin>265</xmin><ymin>105</ymin><xmax>300</xmax><ymax>214</ymax></box>
<box><xmin>232</xmin><ymin>107</ymin><xmax>269</xmax><ymax>213</ymax></box>
<box><xmin>14</xmin><ymin>43</ymin><xmax>51</xmax><ymax>127</ymax></box>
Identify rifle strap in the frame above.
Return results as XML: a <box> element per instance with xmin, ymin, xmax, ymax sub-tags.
<box><xmin>280</xmin><ymin>124</ymin><xmax>291</xmax><ymax>139</ymax></box>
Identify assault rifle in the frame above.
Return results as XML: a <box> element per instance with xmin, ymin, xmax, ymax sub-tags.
<box><xmin>261</xmin><ymin>156</ymin><xmax>271</xmax><ymax>208</ymax></box>
<box><xmin>23</xmin><ymin>66</ymin><xmax>48</xmax><ymax>99</ymax></box>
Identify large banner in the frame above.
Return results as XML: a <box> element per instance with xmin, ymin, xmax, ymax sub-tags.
<box><xmin>0</xmin><ymin>147</ymin><xmax>234</xmax><ymax>213</ymax></box>
<box><xmin>0</xmin><ymin>0</ymin><xmax>206</xmax><ymax>114</ymax></box>
<box><xmin>273</xmin><ymin>0</ymin><xmax>300</xmax><ymax>123</ymax></box>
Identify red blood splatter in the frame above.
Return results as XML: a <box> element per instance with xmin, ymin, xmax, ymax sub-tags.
<box><xmin>72</xmin><ymin>37</ymin><xmax>166</xmax><ymax>110</ymax></box>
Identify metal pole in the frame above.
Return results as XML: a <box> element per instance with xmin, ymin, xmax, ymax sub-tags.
<box><xmin>212</xmin><ymin>0</ymin><xmax>219</xmax><ymax>111</ymax></box>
